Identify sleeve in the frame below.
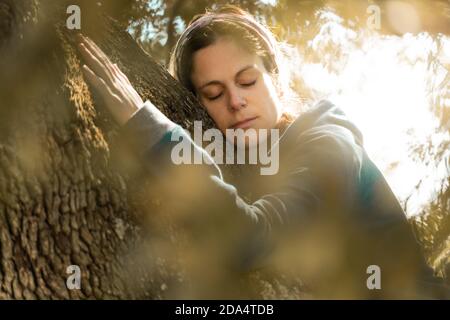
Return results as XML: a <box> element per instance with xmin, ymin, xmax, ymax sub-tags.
<box><xmin>117</xmin><ymin>101</ymin><xmax>364</xmax><ymax>274</ymax></box>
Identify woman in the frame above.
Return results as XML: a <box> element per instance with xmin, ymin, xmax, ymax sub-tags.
<box><xmin>76</xmin><ymin>6</ymin><xmax>447</xmax><ymax>298</ymax></box>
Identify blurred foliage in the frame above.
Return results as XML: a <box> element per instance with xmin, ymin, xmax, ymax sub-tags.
<box><xmin>121</xmin><ymin>0</ymin><xmax>450</xmax><ymax>63</ymax></box>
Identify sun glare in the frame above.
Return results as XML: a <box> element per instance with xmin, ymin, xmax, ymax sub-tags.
<box><xmin>298</xmin><ymin>13</ymin><xmax>449</xmax><ymax>216</ymax></box>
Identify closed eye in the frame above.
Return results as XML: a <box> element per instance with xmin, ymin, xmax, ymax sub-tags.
<box><xmin>240</xmin><ymin>80</ymin><xmax>257</xmax><ymax>87</ymax></box>
<box><xmin>206</xmin><ymin>92</ymin><xmax>223</xmax><ymax>101</ymax></box>
<box><xmin>204</xmin><ymin>79</ymin><xmax>255</xmax><ymax>101</ymax></box>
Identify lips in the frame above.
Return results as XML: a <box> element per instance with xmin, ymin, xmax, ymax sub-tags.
<box><xmin>231</xmin><ymin>117</ymin><xmax>258</xmax><ymax>129</ymax></box>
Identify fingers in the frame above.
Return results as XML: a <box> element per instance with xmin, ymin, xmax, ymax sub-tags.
<box><xmin>81</xmin><ymin>35</ymin><xmax>109</xmax><ymax>63</ymax></box>
<box><xmin>78</xmin><ymin>42</ymin><xmax>116</xmax><ymax>88</ymax></box>
<box><xmin>77</xmin><ymin>35</ymin><xmax>133</xmax><ymax>88</ymax></box>
<box><xmin>81</xmin><ymin>64</ymin><xmax>117</xmax><ymax>103</ymax></box>
<box><xmin>112</xmin><ymin>63</ymin><xmax>132</xmax><ymax>85</ymax></box>
<box><xmin>77</xmin><ymin>35</ymin><xmax>118</xmax><ymax>86</ymax></box>
<box><xmin>82</xmin><ymin>36</ymin><xmax>117</xmax><ymax>76</ymax></box>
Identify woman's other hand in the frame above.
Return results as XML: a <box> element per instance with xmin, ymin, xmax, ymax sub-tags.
<box><xmin>76</xmin><ymin>34</ymin><xmax>143</xmax><ymax>126</ymax></box>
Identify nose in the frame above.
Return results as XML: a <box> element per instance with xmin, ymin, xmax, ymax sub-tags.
<box><xmin>227</xmin><ymin>87</ymin><xmax>246</xmax><ymax>111</ymax></box>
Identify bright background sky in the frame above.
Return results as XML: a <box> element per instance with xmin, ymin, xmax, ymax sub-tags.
<box><xmin>296</xmin><ymin>11</ymin><xmax>450</xmax><ymax>216</ymax></box>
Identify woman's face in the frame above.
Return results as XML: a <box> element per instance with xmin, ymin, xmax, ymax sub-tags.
<box><xmin>191</xmin><ymin>38</ymin><xmax>282</xmax><ymax>145</ymax></box>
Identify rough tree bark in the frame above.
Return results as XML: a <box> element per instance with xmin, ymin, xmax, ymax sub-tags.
<box><xmin>0</xmin><ymin>0</ymin><xmax>222</xmax><ymax>299</ymax></box>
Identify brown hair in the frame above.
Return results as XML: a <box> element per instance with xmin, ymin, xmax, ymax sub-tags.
<box><xmin>169</xmin><ymin>5</ymin><xmax>297</xmax><ymax>131</ymax></box>
<box><xmin>170</xmin><ymin>6</ymin><xmax>284</xmax><ymax>92</ymax></box>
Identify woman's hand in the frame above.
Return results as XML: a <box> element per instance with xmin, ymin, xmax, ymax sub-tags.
<box><xmin>76</xmin><ymin>34</ymin><xmax>143</xmax><ymax>126</ymax></box>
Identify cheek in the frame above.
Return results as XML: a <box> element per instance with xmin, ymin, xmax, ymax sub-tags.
<box><xmin>203</xmin><ymin>102</ymin><xmax>228</xmax><ymax>130</ymax></box>
<box><xmin>258</xmin><ymin>106</ymin><xmax>278</xmax><ymax>129</ymax></box>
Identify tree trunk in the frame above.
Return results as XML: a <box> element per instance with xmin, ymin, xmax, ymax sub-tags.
<box><xmin>0</xmin><ymin>0</ymin><xmax>218</xmax><ymax>299</ymax></box>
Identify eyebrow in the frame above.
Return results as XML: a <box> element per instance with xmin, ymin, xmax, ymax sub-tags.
<box><xmin>198</xmin><ymin>65</ymin><xmax>256</xmax><ymax>90</ymax></box>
